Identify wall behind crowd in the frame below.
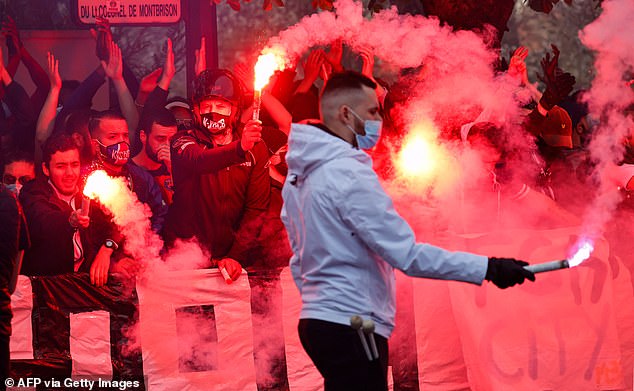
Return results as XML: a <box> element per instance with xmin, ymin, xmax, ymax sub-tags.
<box><xmin>502</xmin><ymin>0</ymin><xmax>602</xmax><ymax>90</ymax></box>
<box><xmin>2</xmin><ymin>0</ymin><xmax>188</xmax><ymax>101</ymax></box>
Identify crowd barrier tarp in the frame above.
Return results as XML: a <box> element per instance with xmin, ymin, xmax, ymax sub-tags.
<box><xmin>10</xmin><ymin>232</ymin><xmax>634</xmax><ymax>390</ymax></box>
<box><xmin>415</xmin><ymin>227</ymin><xmax>628</xmax><ymax>391</ymax></box>
<box><xmin>10</xmin><ymin>273</ymin><xmax>144</xmax><ymax>386</ymax></box>
<box><xmin>69</xmin><ymin>311</ymin><xmax>112</xmax><ymax>377</ymax></box>
<box><xmin>136</xmin><ymin>269</ymin><xmax>256</xmax><ymax>391</ymax></box>
<box><xmin>9</xmin><ymin>277</ymin><xmax>33</xmax><ymax>360</ymax></box>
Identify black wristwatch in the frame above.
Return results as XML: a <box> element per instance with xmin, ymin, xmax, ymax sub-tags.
<box><xmin>104</xmin><ymin>239</ymin><xmax>119</xmax><ymax>251</ymax></box>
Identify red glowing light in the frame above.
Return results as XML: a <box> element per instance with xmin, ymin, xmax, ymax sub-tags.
<box><xmin>83</xmin><ymin>170</ymin><xmax>119</xmax><ymax>204</ymax></box>
<box><xmin>396</xmin><ymin>132</ymin><xmax>438</xmax><ymax>179</ymax></box>
<box><xmin>254</xmin><ymin>50</ymin><xmax>285</xmax><ymax>92</ymax></box>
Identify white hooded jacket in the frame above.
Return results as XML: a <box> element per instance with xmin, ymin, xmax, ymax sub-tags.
<box><xmin>281</xmin><ymin>123</ymin><xmax>488</xmax><ymax>338</ymax></box>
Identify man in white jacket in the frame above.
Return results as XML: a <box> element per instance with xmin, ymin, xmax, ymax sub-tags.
<box><xmin>281</xmin><ymin>71</ymin><xmax>535</xmax><ymax>391</ymax></box>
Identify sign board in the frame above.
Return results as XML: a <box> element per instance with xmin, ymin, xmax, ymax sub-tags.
<box><xmin>76</xmin><ymin>0</ymin><xmax>181</xmax><ymax>25</ymax></box>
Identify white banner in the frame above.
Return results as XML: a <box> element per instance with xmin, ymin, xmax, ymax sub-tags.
<box><xmin>136</xmin><ymin>269</ymin><xmax>256</xmax><ymax>391</ymax></box>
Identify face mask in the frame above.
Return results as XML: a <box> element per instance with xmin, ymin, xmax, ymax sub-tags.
<box><xmin>98</xmin><ymin>140</ymin><xmax>130</xmax><ymax>166</ymax></box>
<box><xmin>346</xmin><ymin>109</ymin><xmax>382</xmax><ymax>150</ymax></box>
<box><xmin>201</xmin><ymin>112</ymin><xmax>231</xmax><ymax>134</ymax></box>
<box><xmin>5</xmin><ymin>183</ymin><xmax>20</xmax><ymax>195</ymax></box>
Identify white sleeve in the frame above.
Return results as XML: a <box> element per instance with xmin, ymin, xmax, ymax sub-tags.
<box><xmin>281</xmin><ymin>199</ymin><xmax>303</xmax><ymax>291</ymax></box>
<box><xmin>337</xmin><ymin>167</ymin><xmax>488</xmax><ymax>284</ymax></box>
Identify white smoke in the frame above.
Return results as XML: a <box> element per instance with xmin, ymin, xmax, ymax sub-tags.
<box><xmin>578</xmin><ymin>0</ymin><xmax>634</xmax><ymax>240</ymax></box>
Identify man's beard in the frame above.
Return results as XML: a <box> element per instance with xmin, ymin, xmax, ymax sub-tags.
<box><xmin>146</xmin><ymin>142</ymin><xmax>161</xmax><ymax>164</ymax></box>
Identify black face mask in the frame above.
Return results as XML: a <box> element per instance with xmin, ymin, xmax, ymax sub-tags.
<box><xmin>200</xmin><ymin>112</ymin><xmax>231</xmax><ymax>134</ymax></box>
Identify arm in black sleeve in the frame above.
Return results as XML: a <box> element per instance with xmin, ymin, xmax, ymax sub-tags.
<box><xmin>171</xmin><ymin>134</ymin><xmax>247</xmax><ymax>180</ymax></box>
<box><xmin>4</xmin><ymin>80</ymin><xmax>35</xmax><ymax>127</ymax></box>
<box><xmin>227</xmin><ymin>143</ymin><xmax>271</xmax><ymax>265</ymax></box>
<box><xmin>20</xmin><ymin>47</ymin><xmax>50</xmax><ymax>112</ymax></box>
<box><xmin>55</xmin><ymin>67</ymin><xmax>106</xmax><ymax>131</ymax></box>
<box><xmin>19</xmin><ymin>190</ymin><xmax>74</xmax><ymax>251</ymax></box>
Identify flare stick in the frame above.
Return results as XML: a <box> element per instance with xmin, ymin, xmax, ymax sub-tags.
<box><xmin>523</xmin><ymin>259</ymin><xmax>569</xmax><ymax>274</ymax></box>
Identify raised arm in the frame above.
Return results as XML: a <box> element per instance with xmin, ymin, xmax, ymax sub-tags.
<box><xmin>35</xmin><ymin>52</ymin><xmax>62</xmax><ymax>165</ymax></box>
<box><xmin>101</xmin><ymin>41</ymin><xmax>139</xmax><ymax>139</ymax></box>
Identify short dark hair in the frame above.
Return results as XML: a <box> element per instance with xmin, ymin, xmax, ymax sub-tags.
<box><xmin>4</xmin><ymin>150</ymin><xmax>34</xmax><ymax>166</ymax></box>
<box><xmin>88</xmin><ymin>110</ymin><xmax>126</xmax><ymax>136</ymax></box>
<box><xmin>141</xmin><ymin>108</ymin><xmax>177</xmax><ymax>135</ymax></box>
<box><xmin>321</xmin><ymin>71</ymin><xmax>377</xmax><ymax>100</ymax></box>
<box><xmin>42</xmin><ymin>134</ymin><xmax>79</xmax><ymax>167</ymax></box>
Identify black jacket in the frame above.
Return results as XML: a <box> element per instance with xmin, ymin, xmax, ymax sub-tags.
<box><xmin>19</xmin><ymin>178</ymin><xmax>118</xmax><ymax>276</ymax></box>
<box><xmin>166</xmin><ymin>127</ymin><xmax>270</xmax><ymax>266</ymax></box>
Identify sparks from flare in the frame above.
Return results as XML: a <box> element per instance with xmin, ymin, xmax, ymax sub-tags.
<box><xmin>252</xmin><ymin>50</ymin><xmax>285</xmax><ymax>121</ymax></box>
<box><xmin>568</xmin><ymin>240</ymin><xmax>594</xmax><ymax>267</ymax></box>
<box><xmin>254</xmin><ymin>51</ymin><xmax>285</xmax><ymax>91</ymax></box>
<box><xmin>83</xmin><ymin>170</ymin><xmax>119</xmax><ymax>205</ymax></box>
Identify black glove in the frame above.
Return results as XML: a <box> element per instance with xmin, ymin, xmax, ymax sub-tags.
<box><xmin>485</xmin><ymin>257</ymin><xmax>536</xmax><ymax>289</ymax></box>
<box><xmin>537</xmin><ymin>45</ymin><xmax>576</xmax><ymax>111</ymax></box>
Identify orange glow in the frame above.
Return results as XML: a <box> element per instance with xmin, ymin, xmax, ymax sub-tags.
<box><xmin>396</xmin><ymin>131</ymin><xmax>439</xmax><ymax>180</ymax></box>
<box><xmin>83</xmin><ymin>170</ymin><xmax>119</xmax><ymax>204</ymax></box>
<box><xmin>254</xmin><ymin>51</ymin><xmax>285</xmax><ymax>91</ymax></box>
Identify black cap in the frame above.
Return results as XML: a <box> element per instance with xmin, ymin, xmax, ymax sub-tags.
<box><xmin>192</xmin><ymin>69</ymin><xmax>242</xmax><ymax>105</ymax></box>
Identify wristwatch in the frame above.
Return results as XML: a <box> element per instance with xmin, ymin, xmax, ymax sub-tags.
<box><xmin>104</xmin><ymin>239</ymin><xmax>119</xmax><ymax>251</ymax></box>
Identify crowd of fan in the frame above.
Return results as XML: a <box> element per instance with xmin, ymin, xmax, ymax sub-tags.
<box><xmin>1</xmin><ymin>15</ymin><xmax>633</xmax><ymax>391</ymax></box>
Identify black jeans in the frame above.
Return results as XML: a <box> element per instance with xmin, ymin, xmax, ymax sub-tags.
<box><xmin>1</xmin><ymin>333</ymin><xmax>8</xmax><ymax>391</ymax></box>
<box><xmin>298</xmin><ymin>318</ymin><xmax>389</xmax><ymax>391</ymax></box>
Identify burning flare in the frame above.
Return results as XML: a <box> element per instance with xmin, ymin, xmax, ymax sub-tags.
<box><xmin>253</xmin><ymin>51</ymin><xmax>285</xmax><ymax>92</ymax></box>
<box><xmin>396</xmin><ymin>122</ymin><xmax>444</xmax><ymax>181</ymax></box>
<box><xmin>568</xmin><ymin>240</ymin><xmax>594</xmax><ymax>267</ymax></box>
<box><xmin>252</xmin><ymin>49</ymin><xmax>285</xmax><ymax>121</ymax></box>
<box><xmin>83</xmin><ymin>170</ymin><xmax>119</xmax><ymax>204</ymax></box>
<box><xmin>397</xmin><ymin>135</ymin><xmax>436</xmax><ymax>178</ymax></box>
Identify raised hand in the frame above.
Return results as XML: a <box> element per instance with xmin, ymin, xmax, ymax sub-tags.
<box><xmin>325</xmin><ymin>39</ymin><xmax>344</xmax><ymax>72</ymax></box>
<box><xmin>46</xmin><ymin>52</ymin><xmax>62</xmax><ymax>90</ymax></box>
<box><xmin>303</xmin><ymin>49</ymin><xmax>325</xmax><ymax>85</ymax></box>
<box><xmin>195</xmin><ymin>36</ymin><xmax>206</xmax><ymax>77</ymax></box>
<box><xmin>101</xmin><ymin>41</ymin><xmax>123</xmax><ymax>80</ymax></box>
<box><xmin>91</xmin><ymin>17</ymin><xmax>113</xmax><ymax>62</ymax></box>
<box><xmin>537</xmin><ymin>45</ymin><xmax>575</xmax><ymax>110</ymax></box>
<box><xmin>358</xmin><ymin>46</ymin><xmax>375</xmax><ymax>79</ymax></box>
<box><xmin>2</xmin><ymin>16</ymin><xmax>23</xmax><ymax>54</ymax></box>
<box><xmin>158</xmin><ymin>38</ymin><xmax>175</xmax><ymax>90</ymax></box>
<box><xmin>139</xmin><ymin>68</ymin><xmax>163</xmax><ymax>95</ymax></box>
<box><xmin>240</xmin><ymin>119</ymin><xmax>263</xmax><ymax>152</ymax></box>
<box><xmin>508</xmin><ymin>46</ymin><xmax>529</xmax><ymax>83</ymax></box>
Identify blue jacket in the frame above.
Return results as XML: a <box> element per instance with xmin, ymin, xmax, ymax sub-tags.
<box><xmin>281</xmin><ymin>123</ymin><xmax>488</xmax><ymax>338</ymax></box>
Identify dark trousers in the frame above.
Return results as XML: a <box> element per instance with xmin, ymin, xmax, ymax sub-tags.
<box><xmin>298</xmin><ymin>318</ymin><xmax>389</xmax><ymax>391</ymax></box>
<box><xmin>1</xmin><ymin>333</ymin><xmax>8</xmax><ymax>391</ymax></box>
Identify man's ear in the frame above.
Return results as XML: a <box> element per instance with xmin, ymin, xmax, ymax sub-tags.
<box><xmin>41</xmin><ymin>162</ymin><xmax>49</xmax><ymax>177</ymax></box>
<box><xmin>91</xmin><ymin>139</ymin><xmax>100</xmax><ymax>155</ymax></box>
<box><xmin>139</xmin><ymin>130</ymin><xmax>147</xmax><ymax>145</ymax></box>
<box><xmin>338</xmin><ymin>105</ymin><xmax>350</xmax><ymax>123</ymax></box>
